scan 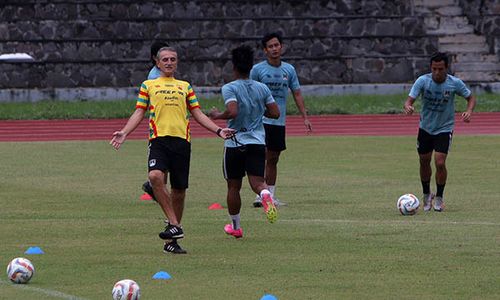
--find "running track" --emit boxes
[0,113,499,142]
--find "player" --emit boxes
[209,45,280,238]
[141,40,170,201]
[403,52,476,212]
[111,47,234,253]
[250,32,312,208]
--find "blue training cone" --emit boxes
[25,246,44,255]
[152,271,171,280]
[260,294,278,300]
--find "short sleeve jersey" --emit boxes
[250,60,300,126]
[409,74,471,134]
[147,66,161,80]
[136,77,200,142]
[221,79,275,147]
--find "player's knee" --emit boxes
[148,171,164,186]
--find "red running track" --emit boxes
[0,113,499,142]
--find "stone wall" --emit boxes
[459,0,500,59]
[0,0,436,90]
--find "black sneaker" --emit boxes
[159,224,184,239]
[163,240,187,254]
[142,181,157,201]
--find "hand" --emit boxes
[304,119,313,133]
[208,107,220,119]
[110,131,127,150]
[218,128,236,139]
[462,111,472,123]
[403,104,415,115]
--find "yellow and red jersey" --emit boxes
[135,77,200,142]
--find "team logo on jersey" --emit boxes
[282,73,288,81]
[149,159,156,167]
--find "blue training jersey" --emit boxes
[250,60,300,126]
[148,66,161,80]
[221,79,275,147]
[409,73,471,135]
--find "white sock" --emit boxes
[268,185,276,196]
[230,213,241,230]
[260,189,271,199]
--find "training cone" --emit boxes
[208,202,223,210]
[140,193,153,201]
[152,271,171,280]
[25,246,44,255]
[260,294,278,300]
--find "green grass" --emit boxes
[1,136,499,299]
[0,93,499,120]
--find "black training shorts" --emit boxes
[223,144,266,179]
[264,123,286,152]
[148,136,191,189]
[417,128,453,154]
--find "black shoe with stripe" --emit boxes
[163,240,187,254]
[159,224,184,239]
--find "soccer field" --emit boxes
[1,136,499,299]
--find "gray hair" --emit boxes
[156,47,177,60]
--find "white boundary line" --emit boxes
[0,279,88,300]
[279,218,500,227]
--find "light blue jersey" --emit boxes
[221,79,275,147]
[250,60,300,126]
[409,74,471,135]
[148,66,161,80]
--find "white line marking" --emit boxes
[0,279,88,300]
[280,218,500,227]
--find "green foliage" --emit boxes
[1,136,499,299]
[0,93,498,120]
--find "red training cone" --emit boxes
[140,193,153,201]
[208,203,224,210]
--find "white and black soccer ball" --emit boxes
[112,279,141,300]
[397,194,420,216]
[6,257,35,284]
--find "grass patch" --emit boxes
[0,93,498,120]
[0,136,499,299]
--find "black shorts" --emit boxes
[264,124,286,152]
[417,128,453,154]
[148,136,191,189]
[223,144,266,179]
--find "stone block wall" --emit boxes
[459,0,500,59]
[0,0,436,90]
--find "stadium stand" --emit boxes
[0,0,498,93]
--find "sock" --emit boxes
[260,189,271,199]
[268,185,276,196]
[230,213,241,230]
[421,180,430,195]
[436,184,445,198]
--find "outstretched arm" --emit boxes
[191,107,234,139]
[110,108,146,150]
[292,89,312,132]
[462,94,476,123]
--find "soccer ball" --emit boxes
[112,279,141,300]
[397,194,420,216]
[6,257,35,284]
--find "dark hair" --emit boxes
[261,32,283,48]
[430,52,449,67]
[150,41,169,66]
[231,45,254,75]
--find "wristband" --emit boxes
[216,128,222,136]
